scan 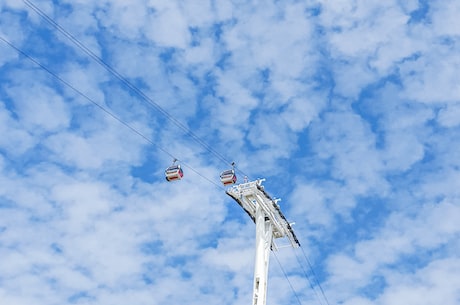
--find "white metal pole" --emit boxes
[252,201,273,305]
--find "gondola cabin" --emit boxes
[220,169,237,185]
[165,164,184,181]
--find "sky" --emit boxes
[0,0,459,304]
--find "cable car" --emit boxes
[220,169,237,186]
[165,161,184,181]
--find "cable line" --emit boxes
[272,251,303,305]
[273,244,332,305]
[291,247,325,305]
[298,246,332,305]
[0,35,225,191]
[23,0,248,178]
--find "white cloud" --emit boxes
[145,1,190,48]
[7,83,71,132]
[58,62,109,105]
[213,0,234,20]
[180,1,214,27]
[437,103,460,127]
[399,48,460,104]
[397,0,420,14]
[324,199,460,303]
[327,5,409,57]
[311,109,388,197]
[430,1,460,36]
[379,258,460,305]
[359,82,435,172]
[382,131,425,171]
[95,0,151,39]
[289,182,333,228]
[282,95,323,132]
[0,102,36,156]
[1,0,26,10]
[184,37,215,65]
[0,11,26,67]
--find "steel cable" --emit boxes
[23,0,250,180]
[0,35,226,191]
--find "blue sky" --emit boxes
[1,0,459,304]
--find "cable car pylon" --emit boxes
[225,178,300,305]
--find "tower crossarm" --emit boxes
[226,179,300,248]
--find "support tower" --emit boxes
[226,179,300,305]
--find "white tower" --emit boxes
[226,179,300,305]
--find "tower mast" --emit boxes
[226,179,300,305]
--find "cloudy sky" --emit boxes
[1,0,459,304]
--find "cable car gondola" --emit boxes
[165,160,184,181]
[220,163,237,186]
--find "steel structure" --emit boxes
[226,179,300,305]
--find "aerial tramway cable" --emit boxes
[23,0,248,180]
[269,239,332,305]
[298,246,332,305]
[0,35,225,191]
[272,251,304,305]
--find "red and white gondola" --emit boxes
[165,163,184,181]
[220,168,237,186]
